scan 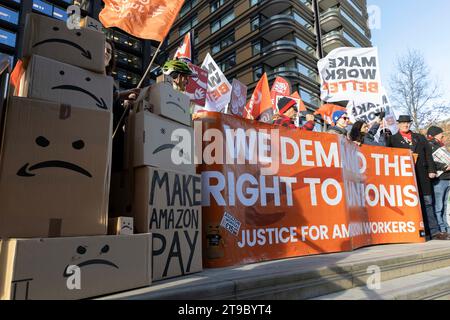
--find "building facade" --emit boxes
[164,0,372,111]
[0,0,156,88]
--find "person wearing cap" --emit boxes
[427,126,450,237]
[387,116,443,240]
[272,97,299,129]
[327,110,350,136]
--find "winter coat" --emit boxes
[387,132,436,195]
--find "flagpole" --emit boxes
[113,40,164,139]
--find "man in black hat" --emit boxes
[427,126,450,237]
[387,116,444,240]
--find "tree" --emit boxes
[390,49,447,130]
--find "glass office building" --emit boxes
[0,0,157,88]
[163,0,372,111]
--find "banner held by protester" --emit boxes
[318,47,382,103]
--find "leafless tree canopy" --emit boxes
[390,49,448,130]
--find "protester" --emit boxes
[387,116,444,240]
[107,39,140,171]
[272,97,298,129]
[162,59,193,92]
[427,126,450,236]
[349,117,382,146]
[327,111,350,136]
[299,112,316,131]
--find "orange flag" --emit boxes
[174,32,192,62]
[291,91,306,112]
[10,59,24,95]
[243,73,272,121]
[99,0,185,41]
[314,103,346,125]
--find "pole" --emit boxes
[312,0,327,131]
[112,40,164,139]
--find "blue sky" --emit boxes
[368,0,450,106]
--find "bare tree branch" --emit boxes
[389,49,445,130]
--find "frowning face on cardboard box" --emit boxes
[0,97,112,238]
[0,234,152,300]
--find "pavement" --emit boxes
[99,240,450,300]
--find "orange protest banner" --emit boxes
[195,112,425,269]
[99,0,185,41]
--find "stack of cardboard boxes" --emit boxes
[130,82,203,281]
[0,14,151,300]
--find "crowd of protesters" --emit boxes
[326,109,450,241]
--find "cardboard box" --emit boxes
[81,16,103,33]
[133,111,195,173]
[0,234,151,300]
[147,83,191,126]
[0,97,112,238]
[134,167,202,281]
[22,13,105,73]
[19,55,113,111]
[108,217,134,235]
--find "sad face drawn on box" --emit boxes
[62,244,119,278]
[166,92,186,113]
[121,220,133,232]
[16,135,92,178]
[32,25,93,60]
[50,69,108,110]
[152,128,191,163]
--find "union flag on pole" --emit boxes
[243,73,272,122]
[270,76,290,110]
[99,0,185,41]
[174,32,192,62]
[314,103,346,125]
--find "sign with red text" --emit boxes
[201,53,232,112]
[195,112,424,268]
[318,47,382,103]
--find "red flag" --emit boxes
[270,76,290,110]
[174,32,192,62]
[99,0,185,41]
[243,73,271,121]
[314,104,346,125]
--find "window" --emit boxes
[115,50,142,70]
[0,5,19,25]
[341,9,366,36]
[114,68,140,87]
[252,40,262,56]
[53,6,67,21]
[217,53,236,72]
[211,31,234,55]
[211,0,225,13]
[296,60,317,80]
[250,16,260,31]
[0,28,16,47]
[343,31,362,47]
[106,29,143,52]
[211,10,234,33]
[180,15,198,36]
[33,0,53,16]
[250,0,260,6]
[253,65,263,81]
[180,0,197,17]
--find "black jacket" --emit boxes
[427,138,450,180]
[387,132,436,195]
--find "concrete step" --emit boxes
[99,241,450,300]
[313,266,450,300]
